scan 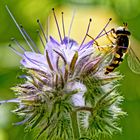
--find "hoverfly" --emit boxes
[87,19,140,75]
[104,23,140,75]
[104,24,131,74]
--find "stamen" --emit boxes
[64,64,69,82]
[95,18,112,40]
[53,49,67,65]
[70,51,78,73]
[46,50,54,71]
[37,19,48,43]
[68,9,76,45]
[46,16,50,42]
[55,74,58,88]
[60,73,64,88]
[98,29,112,38]
[5,5,35,52]
[13,115,32,125]
[8,44,23,57]
[52,8,62,43]
[56,56,60,71]
[79,18,92,49]
[20,25,41,53]
[0,98,20,105]
[11,37,26,51]
[87,29,112,43]
[36,30,45,49]
[61,12,65,39]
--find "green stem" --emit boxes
[70,111,80,140]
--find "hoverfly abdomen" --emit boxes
[105,26,131,74]
[105,52,124,74]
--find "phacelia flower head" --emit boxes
[0,6,126,140]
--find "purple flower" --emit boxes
[0,6,126,140]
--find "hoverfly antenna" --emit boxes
[123,22,128,28]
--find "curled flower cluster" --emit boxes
[0,6,126,140]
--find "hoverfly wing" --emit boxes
[127,47,140,74]
[103,45,116,63]
[96,45,115,70]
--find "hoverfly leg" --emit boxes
[103,29,115,45]
[86,33,102,50]
[86,34,99,46]
[86,34,109,51]
[89,34,100,50]
[110,28,117,39]
[86,33,105,51]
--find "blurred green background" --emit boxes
[0,0,140,140]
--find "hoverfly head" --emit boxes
[115,23,131,36]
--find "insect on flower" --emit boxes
[0,6,126,140]
[88,21,140,75]
[104,23,140,74]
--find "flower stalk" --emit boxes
[70,111,80,140]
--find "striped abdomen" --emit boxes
[105,35,129,74]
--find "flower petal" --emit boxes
[21,52,49,72]
[62,37,78,47]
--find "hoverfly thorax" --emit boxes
[115,26,131,36]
